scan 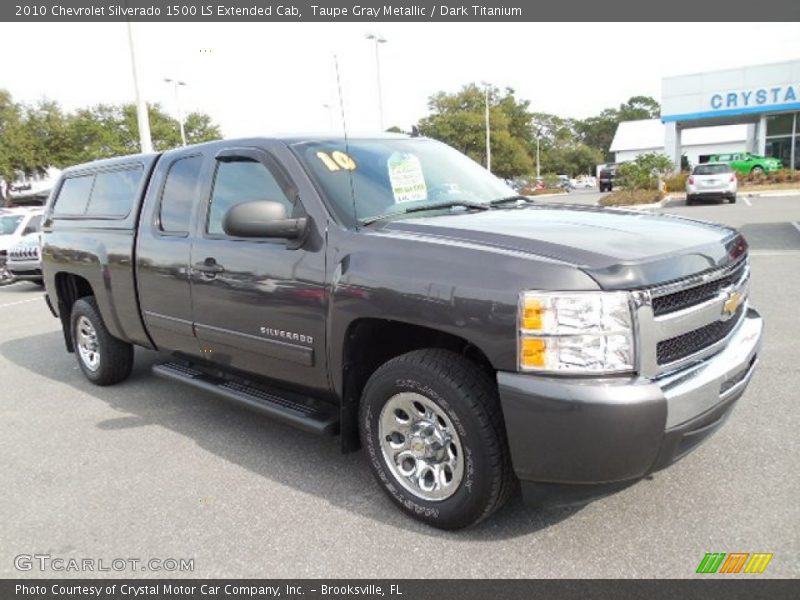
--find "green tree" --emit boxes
[66,102,222,164]
[418,83,533,178]
[616,152,674,191]
[576,96,661,161]
[0,90,36,185]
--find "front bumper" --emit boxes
[7,258,42,280]
[497,307,762,500]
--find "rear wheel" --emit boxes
[71,297,134,386]
[359,349,514,529]
[729,194,737,204]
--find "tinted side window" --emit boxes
[159,156,203,233]
[86,167,143,217]
[207,159,292,236]
[54,175,94,215]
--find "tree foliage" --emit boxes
[418,83,533,179]
[417,86,661,179]
[0,89,222,183]
[616,152,674,191]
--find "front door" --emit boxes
[189,146,328,394]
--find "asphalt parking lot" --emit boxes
[1,195,799,579]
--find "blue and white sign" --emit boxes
[661,60,800,123]
[710,84,799,110]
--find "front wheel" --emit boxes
[751,166,764,175]
[71,297,134,386]
[359,349,515,529]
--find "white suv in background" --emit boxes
[686,163,737,205]
[0,208,44,283]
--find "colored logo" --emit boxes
[696,552,773,574]
[721,289,742,320]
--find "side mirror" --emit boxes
[222,200,307,240]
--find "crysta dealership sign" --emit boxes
[661,59,800,122]
[710,85,799,110]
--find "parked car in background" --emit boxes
[686,163,737,205]
[7,232,43,284]
[709,152,782,175]
[572,176,596,189]
[556,175,575,191]
[598,165,616,192]
[0,208,44,283]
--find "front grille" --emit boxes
[657,306,744,365]
[9,246,38,260]
[652,261,746,316]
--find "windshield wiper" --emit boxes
[360,200,490,226]
[489,194,534,206]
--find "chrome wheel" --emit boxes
[76,316,100,371]
[378,392,464,502]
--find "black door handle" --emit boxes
[194,258,224,276]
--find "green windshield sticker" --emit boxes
[387,153,427,203]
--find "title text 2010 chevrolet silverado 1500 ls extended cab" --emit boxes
[41,135,762,529]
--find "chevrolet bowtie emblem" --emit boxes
[722,290,742,320]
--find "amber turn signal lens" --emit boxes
[520,337,546,368]
[522,298,544,330]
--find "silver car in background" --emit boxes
[7,232,43,285]
[686,162,737,205]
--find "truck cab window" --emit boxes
[159,155,203,233]
[87,167,143,217]
[207,159,292,236]
[53,175,94,215]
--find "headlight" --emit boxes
[518,291,635,374]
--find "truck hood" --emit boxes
[379,204,745,289]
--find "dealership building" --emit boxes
[610,59,800,169]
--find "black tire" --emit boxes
[359,349,515,529]
[71,297,134,386]
[686,196,694,206]
[751,166,764,175]
[729,194,737,204]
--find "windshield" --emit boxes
[293,138,514,226]
[694,164,732,175]
[0,215,23,235]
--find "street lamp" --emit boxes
[164,78,188,147]
[481,82,491,173]
[126,22,152,153]
[365,33,387,131]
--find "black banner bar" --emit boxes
[3,580,799,600]
[2,0,800,22]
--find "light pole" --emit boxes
[164,78,188,146]
[365,33,387,131]
[125,21,152,153]
[481,82,491,173]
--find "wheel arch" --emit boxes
[53,272,95,353]
[337,317,496,453]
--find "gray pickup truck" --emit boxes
[41,135,762,529]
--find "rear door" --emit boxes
[188,143,328,393]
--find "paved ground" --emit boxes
[1,196,799,579]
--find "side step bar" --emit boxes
[153,362,339,436]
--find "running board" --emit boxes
[153,362,339,436]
